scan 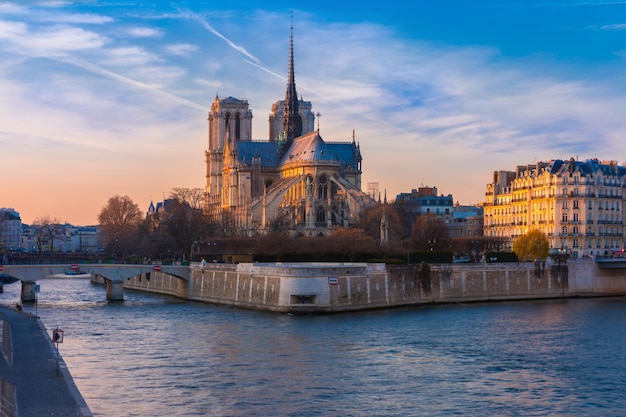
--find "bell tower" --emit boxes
[205,96,252,206]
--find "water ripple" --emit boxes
[2,280,625,416]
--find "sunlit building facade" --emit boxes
[484,158,626,258]
[204,29,373,236]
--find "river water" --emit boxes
[2,278,625,416]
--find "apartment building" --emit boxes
[484,158,626,258]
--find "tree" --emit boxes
[98,195,143,257]
[163,189,214,259]
[253,231,295,262]
[328,228,376,261]
[513,229,549,261]
[32,216,64,252]
[408,213,450,251]
[356,203,405,242]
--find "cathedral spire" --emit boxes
[282,16,301,148]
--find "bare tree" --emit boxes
[328,228,376,262]
[98,195,143,257]
[170,188,205,210]
[253,231,295,262]
[356,203,405,242]
[160,189,215,259]
[409,213,450,252]
[32,216,64,252]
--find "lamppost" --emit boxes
[191,241,198,261]
[471,239,479,262]
[114,236,118,263]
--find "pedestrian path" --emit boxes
[0,305,92,417]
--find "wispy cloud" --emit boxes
[0,19,107,55]
[127,27,161,37]
[599,23,626,30]
[4,2,626,223]
[166,43,198,56]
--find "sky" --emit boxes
[2,1,626,225]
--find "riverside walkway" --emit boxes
[0,305,92,417]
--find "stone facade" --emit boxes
[484,158,626,257]
[123,259,626,314]
[204,29,373,236]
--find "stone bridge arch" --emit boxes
[0,264,190,302]
[87,265,190,301]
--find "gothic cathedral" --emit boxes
[205,27,374,236]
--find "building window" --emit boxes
[562,213,568,222]
[316,205,325,223]
[317,174,328,200]
[562,226,567,235]
[235,113,241,140]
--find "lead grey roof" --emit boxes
[233,131,360,171]
[279,131,359,170]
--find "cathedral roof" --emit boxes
[232,131,360,172]
[279,131,359,170]
[235,141,279,167]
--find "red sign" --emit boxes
[0,265,3,272]
[70,264,79,271]
[53,329,64,343]
[153,265,162,271]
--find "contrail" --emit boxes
[59,56,209,112]
[179,8,261,65]
[242,58,325,99]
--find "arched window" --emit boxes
[235,113,241,140]
[224,112,231,140]
[317,174,328,199]
[316,205,325,223]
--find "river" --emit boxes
[2,278,625,416]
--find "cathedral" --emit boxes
[205,27,374,236]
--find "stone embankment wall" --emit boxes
[122,259,626,313]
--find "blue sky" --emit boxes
[2,1,626,225]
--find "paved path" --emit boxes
[0,305,92,417]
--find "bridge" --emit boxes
[0,264,191,302]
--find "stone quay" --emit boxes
[121,258,626,314]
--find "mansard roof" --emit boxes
[547,158,626,177]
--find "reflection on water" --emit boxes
[2,279,625,416]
